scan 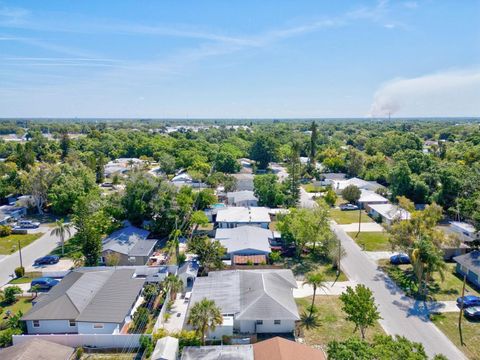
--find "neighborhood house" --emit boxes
[226,190,258,207]
[450,221,480,243]
[215,207,271,229]
[454,251,480,289]
[368,203,411,226]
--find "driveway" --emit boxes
[0,228,76,287]
[333,224,466,359]
[162,293,189,333]
[299,188,317,209]
[26,259,74,273]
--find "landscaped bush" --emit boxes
[0,225,12,237]
[14,266,25,278]
[2,286,22,304]
[75,347,84,360]
[139,335,154,358]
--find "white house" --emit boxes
[368,203,411,226]
[22,268,145,335]
[450,221,480,243]
[226,190,258,207]
[188,270,299,338]
[215,226,274,260]
[358,189,389,209]
[0,205,27,225]
[216,207,271,229]
[330,177,384,194]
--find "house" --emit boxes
[0,338,75,360]
[227,190,258,207]
[216,207,271,229]
[188,269,299,338]
[368,203,411,226]
[181,345,254,360]
[177,260,199,289]
[152,336,179,360]
[101,225,157,266]
[449,221,480,242]
[22,268,145,334]
[215,226,274,261]
[0,205,27,225]
[454,251,480,289]
[330,177,384,194]
[358,189,389,209]
[253,337,326,360]
[233,173,255,191]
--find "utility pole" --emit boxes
[356,207,362,238]
[17,238,23,269]
[458,274,467,346]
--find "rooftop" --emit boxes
[215,226,273,254]
[368,203,411,221]
[216,206,271,224]
[102,225,155,257]
[358,189,388,203]
[181,345,254,360]
[253,337,326,360]
[227,190,258,203]
[0,338,74,360]
[454,251,480,272]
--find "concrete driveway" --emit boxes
[26,259,74,273]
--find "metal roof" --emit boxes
[216,207,271,224]
[454,251,480,273]
[368,203,411,221]
[181,345,254,360]
[215,226,272,254]
[102,226,155,257]
[227,190,258,203]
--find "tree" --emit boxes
[105,252,120,266]
[214,151,240,173]
[309,121,318,168]
[195,189,217,210]
[20,163,58,214]
[162,274,184,298]
[324,188,337,207]
[253,174,285,207]
[249,133,278,170]
[342,185,361,204]
[50,219,73,256]
[388,160,412,199]
[157,153,177,175]
[339,284,381,339]
[187,298,223,345]
[1,286,22,304]
[132,307,149,332]
[189,210,209,239]
[346,148,365,177]
[303,271,327,317]
[285,141,301,206]
[411,239,446,297]
[187,236,225,275]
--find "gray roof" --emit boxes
[215,226,272,254]
[181,345,254,360]
[190,270,299,321]
[227,190,258,203]
[454,251,480,273]
[152,336,179,360]
[102,226,156,257]
[216,207,271,224]
[0,338,74,360]
[23,268,145,323]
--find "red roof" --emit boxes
[253,337,326,360]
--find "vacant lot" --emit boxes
[330,209,373,224]
[381,262,480,301]
[431,312,480,360]
[296,296,384,348]
[348,231,391,251]
[0,233,43,254]
[284,256,347,281]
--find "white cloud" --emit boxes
[369,68,480,117]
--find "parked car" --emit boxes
[16,220,41,229]
[31,277,59,290]
[390,254,411,265]
[456,295,480,308]
[34,255,60,266]
[464,306,480,320]
[340,204,359,211]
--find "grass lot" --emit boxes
[431,313,480,360]
[296,296,384,347]
[51,233,82,258]
[0,233,43,254]
[81,354,136,360]
[330,209,373,224]
[303,184,325,193]
[9,276,33,284]
[348,232,391,251]
[284,256,347,281]
[0,297,33,315]
[380,262,480,301]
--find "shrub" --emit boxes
[0,225,12,237]
[14,266,25,278]
[153,328,169,343]
[132,307,149,332]
[139,335,154,358]
[269,251,282,263]
[0,328,22,347]
[3,286,22,304]
[75,347,84,360]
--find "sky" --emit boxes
[0,0,479,118]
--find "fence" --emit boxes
[13,333,151,349]
[152,289,171,332]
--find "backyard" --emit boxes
[348,231,391,251]
[380,261,480,301]
[0,296,33,315]
[330,209,373,225]
[431,313,480,360]
[0,233,43,254]
[296,296,384,347]
[284,255,347,281]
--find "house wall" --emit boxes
[218,222,269,229]
[456,264,480,288]
[77,322,120,334]
[26,320,78,334]
[236,319,295,334]
[229,249,270,257]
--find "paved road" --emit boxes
[333,224,466,359]
[0,227,75,286]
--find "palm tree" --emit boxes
[50,219,73,256]
[187,298,223,345]
[162,274,183,298]
[303,271,328,317]
[411,239,446,297]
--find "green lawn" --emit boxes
[9,277,33,284]
[296,296,384,347]
[0,233,43,254]
[431,313,480,360]
[0,297,33,315]
[284,256,348,281]
[348,232,391,251]
[303,184,325,193]
[330,209,373,224]
[380,262,480,301]
[50,233,82,258]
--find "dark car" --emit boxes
[31,277,59,290]
[464,306,480,320]
[340,204,359,211]
[457,295,480,308]
[34,255,60,266]
[390,254,410,265]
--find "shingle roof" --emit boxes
[227,190,258,203]
[215,226,272,254]
[454,251,480,273]
[0,338,75,360]
[253,337,326,360]
[181,345,254,360]
[102,226,155,257]
[190,270,299,321]
[23,268,145,323]
[216,207,271,224]
[368,203,410,221]
[358,189,388,203]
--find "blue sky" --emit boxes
[0,0,479,118]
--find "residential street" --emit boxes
[0,227,75,286]
[333,224,466,360]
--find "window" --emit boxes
[69,320,76,327]
[274,320,281,325]
[33,320,40,327]
[256,320,263,325]
[93,323,104,329]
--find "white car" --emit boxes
[16,220,41,229]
